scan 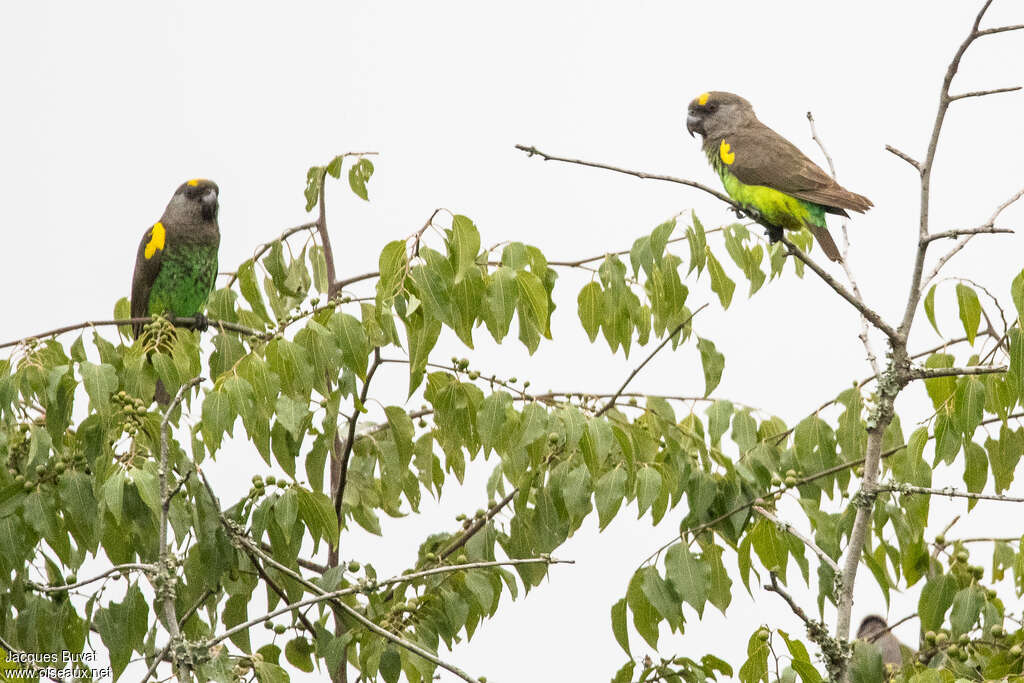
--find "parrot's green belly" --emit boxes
[715,164,827,231]
[148,244,218,318]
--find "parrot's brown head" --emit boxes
[165,178,220,223]
[686,91,756,140]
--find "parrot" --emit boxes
[685,91,872,262]
[130,178,220,402]
[857,615,905,671]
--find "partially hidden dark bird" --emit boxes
[130,179,220,401]
[685,91,872,263]
[856,615,904,670]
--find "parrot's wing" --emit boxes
[130,222,166,338]
[726,124,873,213]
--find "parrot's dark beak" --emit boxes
[686,113,701,138]
[201,188,219,220]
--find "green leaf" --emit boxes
[778,630,823,683]
[627,570,661,648]
[1011,268,1024,321]
[578,282,603,342]
[955,282,981,345]
[923,353,955,410]
[330,313,370,381]
[285,637,315,673]
[595,468,627,530]
[918,573,957,632]
[924,284,939,335]
[449,215,481,284]
[687,212,707,274]
[238,258,271,322]
[201,388,236,453]
[275,394,310,441]
[949,585,984,636]
[640,566,682,628]
[635,467,662,517]
[611,597,630,656]
[80,361,117,413]
[696,337,725,397]
[751,518,788,581]
[348,157,374,200]
[666,543,709,616]
[705,247,735,309]
[483,266,518,342]
[516,270,551,338]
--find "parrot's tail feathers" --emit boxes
[812,226,842,263]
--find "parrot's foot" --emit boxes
[191,313,210,332]
[764,226,784,244]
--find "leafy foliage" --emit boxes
[1,148,1023,683]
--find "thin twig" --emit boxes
[753,506,840,575]
[764,573,815,630]
[595,304,709,417]
[882,482,1024,504]
[335,348,383,525]
[778,235,900,341]
[515,144,737,207]
[225,221,318,287]
[948,85,1021,101]
[921,186,1024,292]
[884,145,922,171]
[27,563,153,593]
[439,490,518,560]
[865,613,917,643]
[333,600,483,683]
[0,316,264,350]
[924,226,1015,242]
[908,364,1006,380]
[808,111,881,377]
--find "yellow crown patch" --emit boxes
[186,178,204,186]
[698,92,710,106]
[145,222,166,260]
[719,139,735,165]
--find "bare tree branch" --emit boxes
[808,111,882,377]
[515,144,737,206]
[908,364,1006,380]
[778,234,900,341]
[27,563,153,594]
[882,481,1024,504]
[884,145,922,171]
[0,316,264,350]
[924,226,1015,242]
[921,185,1024,291]
[948,85,1022,101]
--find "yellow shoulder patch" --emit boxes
[697,92,710,106]
[186,178,204,186]
[144,222,166,260]
[719,139,735,165]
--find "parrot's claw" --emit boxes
[765,226,784,244]
[192,314,210,332]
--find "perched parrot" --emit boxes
[130,179,220,401]
[856,615,905,671]
[685,91,871,262]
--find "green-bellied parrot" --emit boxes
[686,91,871,262]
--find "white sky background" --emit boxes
[3,1,1024,680]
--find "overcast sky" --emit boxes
[3,2,1023,680]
